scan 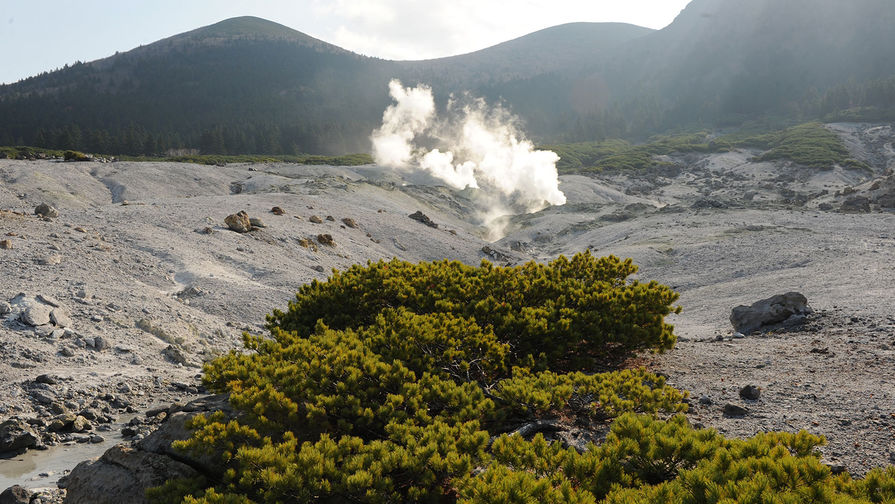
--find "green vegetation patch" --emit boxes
[120,152,374,166]
[547,123,863,174]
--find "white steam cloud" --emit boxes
[371,79,566,239]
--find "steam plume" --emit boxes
[371,79,566,239]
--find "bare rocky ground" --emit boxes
[1,122,894,500]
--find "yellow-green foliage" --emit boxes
[267,252,680,370]
[463,414,895,504]
[150,253,688,503]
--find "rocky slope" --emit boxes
[0,122,894,501]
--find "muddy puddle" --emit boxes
[0,428,125,490]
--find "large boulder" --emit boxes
[730,292,812,335]
[0,419,39,454]
[0,485,32,504]
[63,444,198,504]
[62,395,234,504]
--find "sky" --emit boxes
[0,0,692,85]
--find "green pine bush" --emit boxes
[149,253,895,503]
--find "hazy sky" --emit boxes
[1,0,692,85]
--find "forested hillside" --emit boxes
[2,0,895,156]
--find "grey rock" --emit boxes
[93,336,109,351]
[722,403,749,417]
[0,419,39,454]
[841,196,871,213]
[50,309,72,328]
[59,346,75,357]
[34,203,58,218]
[248,217,266,228]
[739,385,761,400]
[36,294,62,307]
[0,484,32,504]
[730,292,812,335]
[20,303,52,326]
[64,444,199,504]
[35,374,58,385]
[36,254,62,266]
[0,302,10,315]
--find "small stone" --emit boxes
[249,217,266,228]
[312,265,325,273]
[0,302,10,315]
[0,239,11,249]
[34,203,59,218]
[91,314,104,322]
[409,210,438,228]
[325,215,335,221]
[317,234,335,247]
[739,385,761,400]
[309,215,323,224]
[698,396,713,405]
[37,254,62,266]
[35,374,58,385]
[74,226,87,233]
[732,332,745,339]
[723,403,749,417]
[59,346,75,357]
[341,217,358,228]
[36,294,61,307]
[270,206,285,215]
[71,416,91,433]
[93,336,109,351]
[224,211,252,233]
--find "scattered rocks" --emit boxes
[34,203,58,218]
[739,385,761,400]
[722,403,750,417]
[224,211,252,233]
[317,234,335,247]
[841,196,871,213]
[297,238,318,251]
[409,210,438,228]
[730,292,812,335]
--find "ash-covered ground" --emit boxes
[1,123,894,497]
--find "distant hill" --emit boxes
[2,1,895,156]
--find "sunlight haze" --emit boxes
[1,0,690,84]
